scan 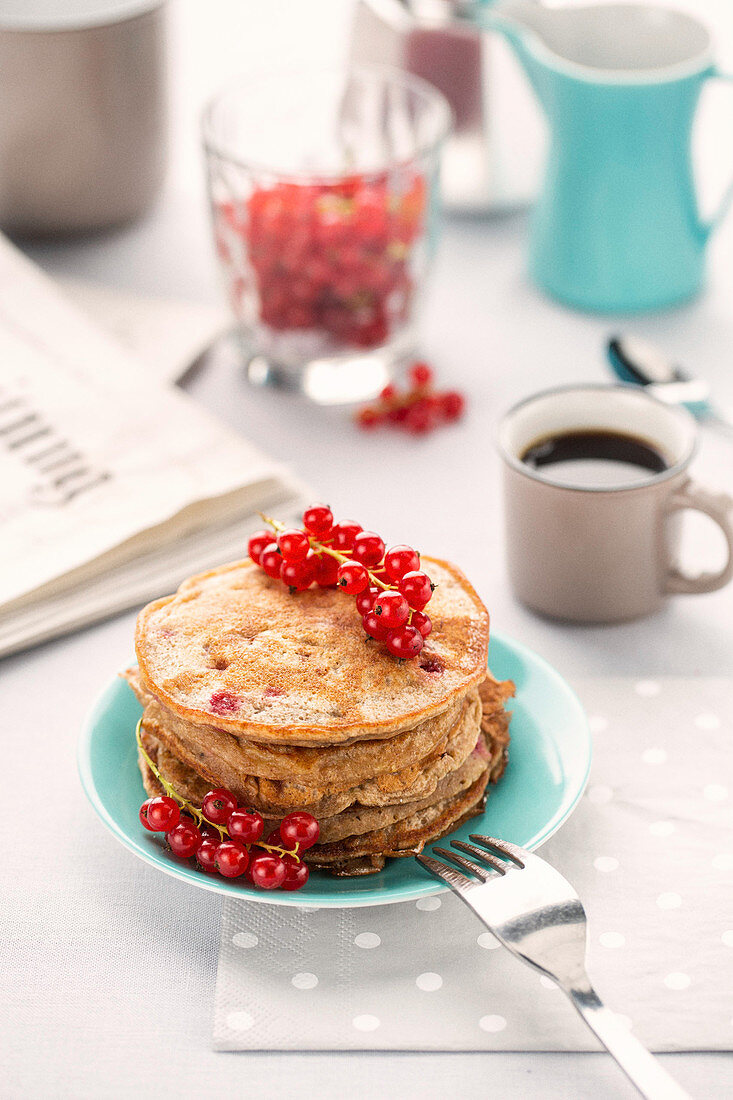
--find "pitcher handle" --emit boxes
[701,68,733,238]
[664,480,733,594]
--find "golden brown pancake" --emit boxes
[127,666,472,792]
[131,551,512,877]
[134,556,489,745]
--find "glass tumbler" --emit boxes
[202,66,451,404]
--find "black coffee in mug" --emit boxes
[520,429,669,488]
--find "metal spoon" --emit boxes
[607,335,733,434]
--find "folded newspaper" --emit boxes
[0,236,308,658]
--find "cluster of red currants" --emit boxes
[215,172,426,349]
[356,361,466,435]
[139,783,319,891]
[248,504,435,660]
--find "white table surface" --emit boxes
[4,1,732,1097]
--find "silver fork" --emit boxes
[418,835,691,1100]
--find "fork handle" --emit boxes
[567,983,691,1100]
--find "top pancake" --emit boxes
[134,555,489,745]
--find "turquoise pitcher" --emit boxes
[485,1,733,313]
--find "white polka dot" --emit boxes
[354,933,381,949]
[650,820,675,838]
[664,972,690,991]
[589,715,609,733]
[657,892,682,910]
[353,1014,380,1032]
[594,856,619,873]
[599,932,625,948]
[713,853,733,871]
[227,1010,254,1031]
[704,784,728,802]
[416,972,443,992]
[297,905,321,913]
[479,1014,507,1033]
[416,896,442,911]
[587,784,613,805]
[291,972,318,990]
[694,712,721,731]
[477,932,501,950]
[642,748,667,765]
[614,1014,633,1031]
[635,680,660,697]
[722,931,733,948]
[232,932,258,949]
[540,976,557,990]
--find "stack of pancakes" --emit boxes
[128,556,513,876]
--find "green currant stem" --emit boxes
[259,512,393,592]
[135,719,300,862]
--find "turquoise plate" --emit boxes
[78,633,590,908]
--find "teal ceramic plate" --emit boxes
[78,633,590,908]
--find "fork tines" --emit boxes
[417,834,527,885]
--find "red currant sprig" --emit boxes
[356,360,466,436]
[136,721,318,891]
[248,506,436,661]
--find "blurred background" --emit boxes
[5,0,733,673]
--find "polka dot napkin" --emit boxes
[213,678,733,1051]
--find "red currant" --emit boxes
[247,529,273,564]
[280,854,310,891]
[373,591,410,629]
[386,624,424,659]
[383,544,420,581]
[398,570,434,610]
[227,809,264,845]
[352,531,385,568]
[215,840,250,878]
[279,811,320,851]
[357,407,381,430]
[441,390,465,421]
[302,503,333,537]
[387,405,408,424]
[280,553,316,591]
[404,398,437,435]
[139,799,158,832]
[337,560,370,595]
[410,610,433,638]
[331,521,362,551]
[363,610,389,641]
[264,827,290,849]
[277,528,310,562]
[202,788,238,826]
[139,796,180,833]
[355,586,379,616]
[409,361,433,388]
[260,542,283,579]
[196,837,219,873]
[166,818,201,858]
[249,853,287,890]
[380,384,397,402]
[314,553,339,587]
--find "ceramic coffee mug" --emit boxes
[498,384,733,623]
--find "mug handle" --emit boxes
[701,68,733,238]
[664,480,733,594]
